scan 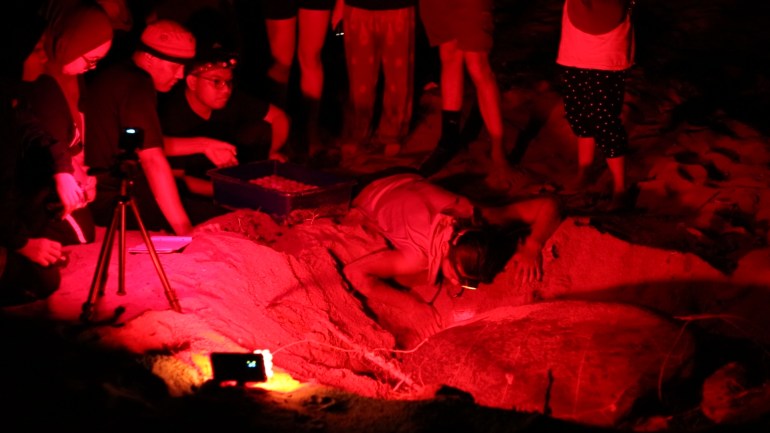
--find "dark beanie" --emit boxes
[49,6,113,66]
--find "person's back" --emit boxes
[354,173,474,283]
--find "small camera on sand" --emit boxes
[210,352,268,384]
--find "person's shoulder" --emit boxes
[88,60,147,88]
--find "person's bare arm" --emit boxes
[343,249,426,306]
[480,196,563,283]
[138,147,193,235]
[262,104,290,161]
[163,136,238,167]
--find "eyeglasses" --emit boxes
[195,75,234,89]
[81,55,100,70]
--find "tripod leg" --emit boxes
[118,195,127,296]
[129,199,182,313]
[81,202,120,322]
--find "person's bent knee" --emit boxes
[297,48,323,74]
[439,42,463,66]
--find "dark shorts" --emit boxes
[559,66,629,158]
[419,0,494,52]
[262,0,335,20]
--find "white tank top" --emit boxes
[556,1,634,71]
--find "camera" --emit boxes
[118,127,143,160]
[209,352,268,384]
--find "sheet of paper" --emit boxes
[128,236,192,254]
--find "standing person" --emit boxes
[343,170,562,348]
[418,0,518,188]
[159,45,290,197]
[84,19,198,235]
[23,4,114,245]
[261,0,338,160]
[556,0,635,211]
[333,0,416,160]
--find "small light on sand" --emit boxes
[247,371,304,393]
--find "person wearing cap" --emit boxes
[22,4,114,245]
[342,169,562,348]
[84,19,200,235]
[158,46,290,197]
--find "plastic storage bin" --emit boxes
[208,161,357,223]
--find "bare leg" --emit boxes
[297,9,330,156]
[606,155,626,197]
[297,9,329,100]
[464,51,524,189]
[576,136,595,185]
[265,17,297,107]
[417,40,465,176]
[439,41,464,111]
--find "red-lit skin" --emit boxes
[133,52,187,93]
[61,40,112,76]
[186,68,234,115]
[437,41,516,189]
[265,7,332,101]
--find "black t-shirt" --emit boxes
[158,83,270,150]
[83,60,165,170]
[21,75,77,175]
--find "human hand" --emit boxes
[203,139,238,168]
[54,172,85,216]
[18,237,63,267]
[509,239,543,285]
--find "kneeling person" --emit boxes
[159,46,290,197]
[344,170,563,348]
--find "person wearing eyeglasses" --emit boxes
[83,19,200,236]
[342,169,562,348]
[21,4,114,245]
[158,44,290,197]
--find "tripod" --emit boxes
[80,160,181,323]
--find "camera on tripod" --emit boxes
[118,127,143,159]
[111,127,144,177]
[80,125,181,323]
